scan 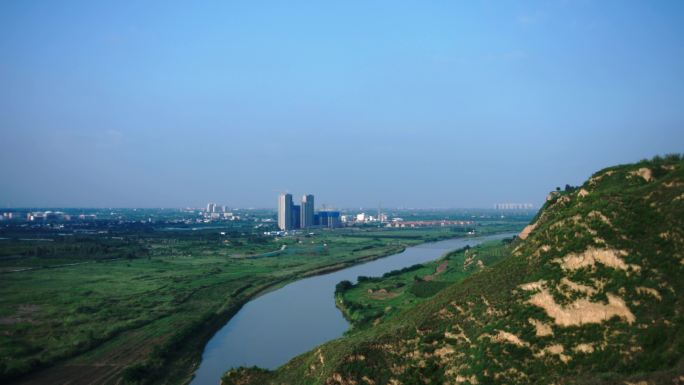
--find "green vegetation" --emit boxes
[224,155,684,385]
[0,214,528,384]
[336,240,514,328]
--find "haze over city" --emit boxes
[2,1,683,208]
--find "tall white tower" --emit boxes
[278,193,293,230]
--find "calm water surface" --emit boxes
[189,233,515,385]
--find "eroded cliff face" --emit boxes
[224,157,684,385]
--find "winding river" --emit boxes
[189,232,515,385]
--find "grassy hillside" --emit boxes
[224,155,684,385]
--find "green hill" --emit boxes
[223,155,684,385]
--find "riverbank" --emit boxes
[181,233,511,384]
[334,238,515,329]
[195,233,520,385]
[168,243,410,385]
[174,243,407,382]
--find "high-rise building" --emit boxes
[278,193,293,230]
[301,194,314,228]
[291,204,301,229]
[206,202,216,213]
[318,210,341,228]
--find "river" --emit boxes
[189,232,515,385]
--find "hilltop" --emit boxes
[224,155,684,385]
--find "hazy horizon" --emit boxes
[0,155,677,210]
[2,1,683,208]
[0,205,538,211]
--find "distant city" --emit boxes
[271,193,509,234]
[493,203,534,210]
[0,200,535,236]
[277,193,344,230]
[203,202,240,221]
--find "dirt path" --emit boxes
[423,260,449,281]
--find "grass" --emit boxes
[335,239,515,329]
[0,229,404,383]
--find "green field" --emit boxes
[0,216,529,384]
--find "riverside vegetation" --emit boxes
[335,239,515,330]
[0,210,528,384]
[224,155,684,385]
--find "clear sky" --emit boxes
[1,1,683,209]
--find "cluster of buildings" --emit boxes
[277,193,341,230]
[340,212,388,224]
[27,211,71,221]
[494,203,534,210]
[385,219,474,228]
[30,212,97,221]
[0,211,97,222]
[204,203,239,220]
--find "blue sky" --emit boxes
[1,1,683,208]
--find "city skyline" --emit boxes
[277,193,341,230]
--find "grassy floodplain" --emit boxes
[336,239,515,329]
[0,212,530,384]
